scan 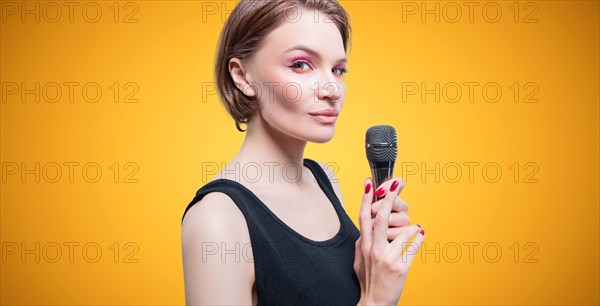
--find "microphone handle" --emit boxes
[369,160,396,243]
[369,160,396,194]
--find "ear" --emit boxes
[229,58,256,97]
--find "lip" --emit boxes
[309,109,339,116]
[309,109,339,124]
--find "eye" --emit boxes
[332,67,348,76]
[290,61,312,71]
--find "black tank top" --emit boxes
[181,158,361,305]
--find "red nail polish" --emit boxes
[417,224,421,228]
[390,180,399,192]
[419,229,425,235]
[375,187,385,197]
[364,183,371,194]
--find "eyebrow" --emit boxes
[285,44,347,64]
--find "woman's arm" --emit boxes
[181,192,254,305]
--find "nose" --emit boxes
[316,70,343,103]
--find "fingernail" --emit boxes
[375,187,385,197]
[419,229,425,235]
[390,180,399,192]
[364,183,371,194]
[416,224,421,228]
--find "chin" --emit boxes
[304,126,336,143]
[267,115,337,143]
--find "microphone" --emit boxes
[365,125,398,197]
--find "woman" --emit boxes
[181,0,425,304]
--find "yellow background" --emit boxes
[1,0,598,305]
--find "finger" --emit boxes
[371,197,408,216]
[385,227,403,241]
[372,178,394,198]
[396,178,406,194]
[388,212,411,227]
[373,179,402,249]
[370,212,410,229]
[401,227,425,267]
[373,178,406,199]
[358,178,374,250]
[388,224,421,256]
[381,223,420,240]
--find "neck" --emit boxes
[232,115,307,184]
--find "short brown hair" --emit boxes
[214,0,352,132]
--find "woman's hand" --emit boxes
[353,177,425,305]
[370,179,412,241]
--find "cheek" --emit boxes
[254,68,347,115]
[257,71,313,109]
[336,82,347,98]
[279,82,307,105]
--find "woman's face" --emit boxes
[240,8,347,143]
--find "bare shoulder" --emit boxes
[181,191,254,304]
[314,160,345,209]
[182,191,249,241]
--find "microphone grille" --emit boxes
[365,125,398,162]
